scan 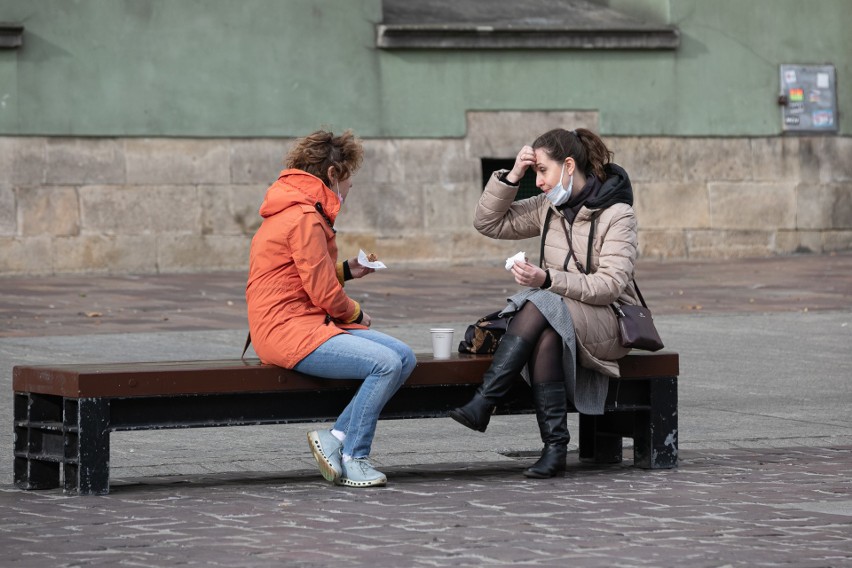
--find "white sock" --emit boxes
[342,454,353,462]
[331,429,346,442]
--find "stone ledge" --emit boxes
[377,0,679,50]
[0,22,23,49]
[376,25,679,50]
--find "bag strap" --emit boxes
[612,280,649,318]
[560,217,584,273]
[558,213,597,275]
[241,332,252,361]
[633,279,649,308]
[539,207,554,269]
[586,216,596,273]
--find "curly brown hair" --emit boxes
[285,129,364,186]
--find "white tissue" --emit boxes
[505,251,527,271]
[358,249,387,270]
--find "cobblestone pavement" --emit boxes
[1,251,850,337]
[2,447,851,567]
[1,252,850,567]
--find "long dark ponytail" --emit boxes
[532,128,613,181]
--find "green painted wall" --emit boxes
[0,0,849,137]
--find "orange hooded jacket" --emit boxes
[246,169,364,368]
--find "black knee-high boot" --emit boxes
[523,381,570,478]
[449,335,534,432]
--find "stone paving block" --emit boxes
[200,183,267,236]
[610,137,685,182]
[798,182,852,230]
[680,138,753,183]
[751,136,801,182]
[79,184,201,234]
[450,231,539,266]
[803,136,852,183]
[2,282,852,567]
[336,181,423,234]
[125,138,230,185]
[466,111,598,160]
[0,184,15,236]
[637,229,688,259]
[776,228,823,253]
[823,229,852,251]
[347,233,455,266]
[156,234,251,272]
[0,236,52,275]
[396,138,478,184]
[0,446,816,567]
[686,229,774,258]
[0,138,13,184]
[5,136,46,186]
[52,234,158,274]
[229,138,290,184]
[16,185,79,236]
[358,139,406,185]
[634,182,709,229]
[422,182,481,231]
[709,182,797,230]
[45,137,125,185]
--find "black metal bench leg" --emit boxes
[633,376,678,469]
[578,413,623,465]
[65,398,111,495]
[14,393,62,490]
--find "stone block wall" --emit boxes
[615,136,852,259]
[1,112,850,276]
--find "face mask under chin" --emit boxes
[545,162,573,207]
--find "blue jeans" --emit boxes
[294,329,416,458]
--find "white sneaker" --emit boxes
[307,430,342,483]
[340,458,387,488]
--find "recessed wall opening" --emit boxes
[480,158,538,201]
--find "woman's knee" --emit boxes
[370,336,416,379]
[507,302,550,339]
[399,345,416,376]
[370,349,404,380]
[538,328,562,349]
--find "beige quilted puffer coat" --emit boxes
[474,165,641,377]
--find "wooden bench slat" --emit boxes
[13,352,679,399]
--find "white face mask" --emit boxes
[334,180,344,205]
[545,162,573,207]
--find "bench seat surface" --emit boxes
[13,352,679,398]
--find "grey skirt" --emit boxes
[501,288,608,415]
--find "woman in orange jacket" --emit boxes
[246,130,415,488]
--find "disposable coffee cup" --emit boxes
[430,328,454,359]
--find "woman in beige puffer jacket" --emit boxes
[450,128,641,479]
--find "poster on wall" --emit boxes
[779,64,838,132]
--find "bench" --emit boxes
[13,351,679,495]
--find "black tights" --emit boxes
[505,302,563,385]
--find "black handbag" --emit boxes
[612,281,664,351]
[458,310,510,354]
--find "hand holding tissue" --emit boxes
[505,251,527,271]
[358,249,387,270]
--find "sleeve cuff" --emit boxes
[336,261,346,286]
[344,300,362,324]
[498,170,520,187]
